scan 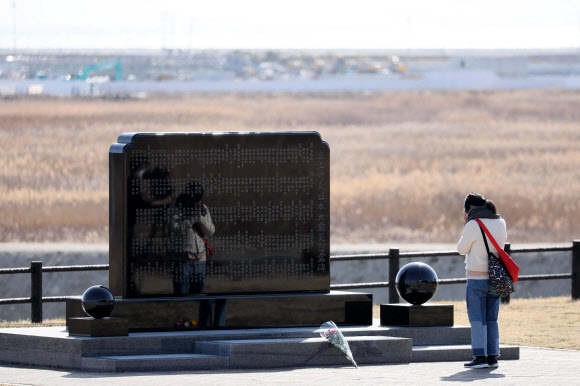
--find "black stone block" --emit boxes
[345,301,373,325]
[380,304,454,327]
[109,132,330,298]
[67,291,372,331]
[68,317,129,337]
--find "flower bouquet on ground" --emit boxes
[175,317,197,328]
[319,320,358,368]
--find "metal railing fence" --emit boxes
[0,241,578,323]
[329,242,579,305]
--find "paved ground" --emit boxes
[0,347,578,385]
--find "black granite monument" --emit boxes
[67,132,372,332]
[109,132,330,297]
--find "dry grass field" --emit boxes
[1,90,579,244]
[448,296,580,351]
[374,296,579,351]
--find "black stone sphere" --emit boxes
[81,285,115,319]
[395,262,438,305]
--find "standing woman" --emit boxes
[457,193,507,369]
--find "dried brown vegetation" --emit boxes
[1,90,579,244]
[439,296,579,350]
[371,296,579,350]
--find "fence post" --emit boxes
[388,248,400,304]
[572,240,580,300]
[501,243,511,304]
[30,261,43,323]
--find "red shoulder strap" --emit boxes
[474,218,504,253]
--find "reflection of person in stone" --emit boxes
[170,182,226,327]
[457,193,507,369]
[132,164,173,240]
[170,182,215,295]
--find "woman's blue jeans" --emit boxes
[466,279,501,357]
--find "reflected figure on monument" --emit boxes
[129,164,175,296]
[170,182,214,295]
[169,182,226,327]
[132,164,173,240]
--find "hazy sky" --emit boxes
[1,0,579,50]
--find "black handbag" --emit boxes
[479,225,515,297]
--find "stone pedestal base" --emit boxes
[380,304,453,327]
[66,291,373,332]
[68,317,129,337]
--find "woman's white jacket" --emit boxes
[457,218,507,272]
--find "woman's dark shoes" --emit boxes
[487,355,499,368]
[464,356,489,368]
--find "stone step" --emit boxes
[412,344,520,362]
[80,339,520,372]
[73,325,470,356]
[82,353,228,372]
[377,325,471,346]
[0,325,500,371]
[196,336,412,368]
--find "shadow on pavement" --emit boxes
[440,368,505,382]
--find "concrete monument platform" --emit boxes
[0,320,519,372]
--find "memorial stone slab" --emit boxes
[109,132,330,298]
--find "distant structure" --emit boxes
[0,49,579,96]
